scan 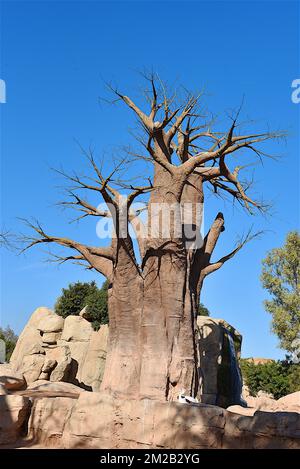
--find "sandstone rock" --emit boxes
[62,341,90,387]
[38,315,64,333]
[63,393,226,449]
[2,390,297,449]
[46,345,71,382]
[39,372,49,380]
[21,353,45,384]
[8,309,107,392]
[59,316,94,389]
[251,410,300,441]
[277,392,300,411]
[61,315,93,342]
[227,405,256,416]
[257,390,274,399]
[79,305,91,321]
[10,307,55,370]
[242,384,250,400]
[0,364,25,390]
[42,359,57,373]
[253,394,277,411]
[25,343,45,355]
[60,393,300,449]
[41,332,62,345]
[78,325,108,391]
[197,316,243,408]
[0,395,31,445]
[28,396,76,446]
[244,357,274,365]
[38,359,57,380]
[237,390,300,413]
[27,380,87,394]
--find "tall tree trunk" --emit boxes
[101,167,203,401]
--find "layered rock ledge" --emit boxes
[0,390,299,449]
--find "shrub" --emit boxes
[240,358,300,399]
[0,326,18,361]
[55,280,108,330]
[198,303,210,316]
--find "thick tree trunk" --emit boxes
[100,240,143,399]
[101,254,198,401]
[101,167,203,401]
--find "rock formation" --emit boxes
[228,388,300,415]
[197,317,243,407]
[1,307,298,449]
[0,390,299,449]
[0,364,25,391]
[9,307,108,391]
[0,395,31,445]
[8,308,242,404]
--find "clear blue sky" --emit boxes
[0,1,299,359]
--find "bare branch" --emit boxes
[202,229,263,277]
[19,218,114,278]
[107,83,154,131]
[166,93,203,145]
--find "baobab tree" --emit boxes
[22,76,282,401]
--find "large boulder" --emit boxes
[0,395,31,445]
[61,315,93,342]
[79,325,108,391]
[197,317,243,408]
[59,316,107,390]
[246,390,277,411]
[38,315,64,346]
[27,396,77,446]
[20,353,45,384]
[45,345,72,382]
[227,405,256,416]
[27,380,87,394]
[0,364,25,390]
[239,391,300,413]
[38,315,64,334]
[8,308,108,391]
[276,392,300,412]
[10,307,56,370]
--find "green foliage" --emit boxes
[240,358,300,399]
[261,231,300,353]
[84,280,109,330]
[287,362,300,393]
[198,303,210,316]
[0,325,18,361]
[55,280,109,330]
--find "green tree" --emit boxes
[55,280,108,330]
[0,326,18,361]
[198,303,210,316]
[240,358,300,399]
[84,280,109,330]
[240,359,286,399]
[287,362,300,393]
[261,231,300,353]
